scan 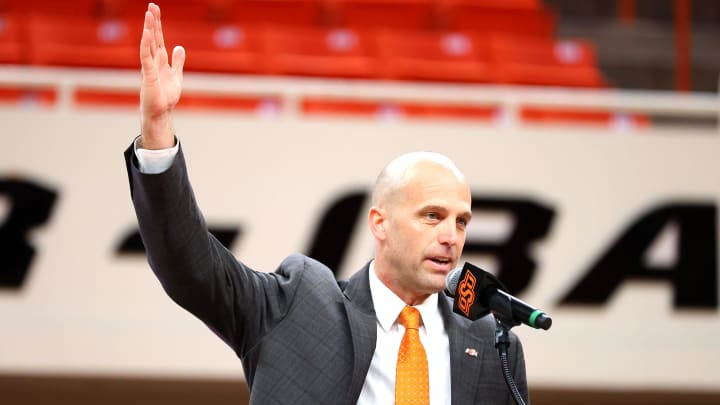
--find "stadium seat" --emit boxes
[264,26,380,78]
[490,36,606,88]
[227,0,323,26]
[439,0,545,11]
[440,1,556,36]
[163,22,268,74]
[491,35,599,67]
[27,16,140,69]
[328,0,436,30]
[99,0,218,22]
[0,13,23,64]
[74,87,282,116]
[302,98,496,121]
[100,0,321,25]
[0,0,99,17]
[521,108,650,129]
[376,29,494,83]
[0,87,56,107]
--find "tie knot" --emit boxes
[399,306,421,330]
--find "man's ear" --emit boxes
[368,207,387,240]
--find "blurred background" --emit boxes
[0,0,718,404]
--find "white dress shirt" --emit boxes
[133,142,453,403]
[357,261,452,405]
[134,137,178,174]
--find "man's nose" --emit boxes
[437,219,459,246]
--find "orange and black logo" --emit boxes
[457,270,477,317]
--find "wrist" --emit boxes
[140,114,175,149]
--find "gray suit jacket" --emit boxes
[125,144,529,404]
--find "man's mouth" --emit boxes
[428,257,452,266]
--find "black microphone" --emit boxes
[445,262,552,330]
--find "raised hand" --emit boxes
[139,3,185,150]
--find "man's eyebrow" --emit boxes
[420,205,448,213]
[419,205,472,219]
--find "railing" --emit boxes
[0,65,717,132]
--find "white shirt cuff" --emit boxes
[133,137,179,174]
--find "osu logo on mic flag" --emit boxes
[457,270,477,317]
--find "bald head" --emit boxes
[368,151,471,304]
[372,152,466,209]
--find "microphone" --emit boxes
[445,262,552,330]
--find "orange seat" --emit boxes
[0,86,56,106]
[265,26,379,78]
[27,16,140,69]
[329,0,435,30]
[440,0,545,11]
[73,88,138,107]
[377,29,494,83]
[99,0,217,22]
[489,35,606,88]
[0,13,24,64]
[0,0,99,17]
[227,0,323,26]
[163,22,267,74]
[521,108,650,129]
[302,98,496,121]
[491,36,599,67]
[74,87,282,115]
[178,94,282,115]
[441,1,556,36]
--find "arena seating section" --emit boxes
[0,0,646,127]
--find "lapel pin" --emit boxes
[465,348,478,358]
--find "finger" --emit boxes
[140,12,156,68]
[148,3,165,52]
[172,45,186,78]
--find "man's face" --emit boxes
[380,162,472,302]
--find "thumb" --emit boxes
[171,45,186,77]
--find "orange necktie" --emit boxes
[395,306,430,405]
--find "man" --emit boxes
[125,3,528,404]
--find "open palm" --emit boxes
[139,3,185,149]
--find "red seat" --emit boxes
[0,13,24,64]
[74,87,282,116]
[163,22,267,74]
[490,36,606,88]
[440,0,556,36]
[228,0,323,26]
[440,0,545,11]
[491,36,599,67]
[302,98,496,121]
[0,86,56,106]
[27,16,140,69]
[265,26,379,78]
[0,0,99,17]
[521,108,650,129]
[377,29,494,83]
[329,0,435,30]
[99,0,217,22]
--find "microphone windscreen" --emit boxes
[445,267,463,295]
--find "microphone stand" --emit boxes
[493,298,527,405]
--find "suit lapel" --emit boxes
[439,295,488,405]
[342,264,377,404]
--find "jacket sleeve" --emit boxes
[123,143,300,358]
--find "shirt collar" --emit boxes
[368,261,441,333]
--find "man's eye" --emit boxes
[425,212,438,220]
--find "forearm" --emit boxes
[126,143,246,345]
